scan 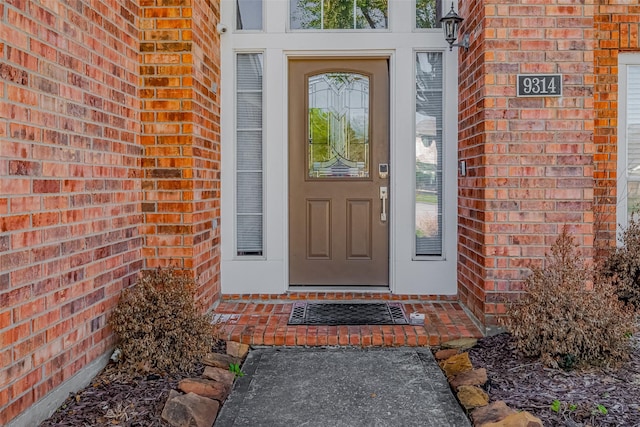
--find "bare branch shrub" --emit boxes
[600,214,640,310]
[504,228,635,369]
[110,268,217,374]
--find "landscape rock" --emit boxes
[161,390,219,427]
[178,378,229,402]
[441,337,478,350]
[440,352,473,378]
[203,352,240,369]
[203,366,235,387]
[471,401,517,426]
[226,341,250,359]
[481,411,543,427]
[434,348,458,361]
[456,385,489,410]
[449,368,488,390]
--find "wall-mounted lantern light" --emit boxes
[440,3,469,51]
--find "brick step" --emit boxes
[214,301,483,347]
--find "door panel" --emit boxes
[307,199,331,259]
[289,58,389,286]
[347,200,372,259]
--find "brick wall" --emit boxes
[457,0,488,330]
[593,0,640,254]
[190,0,222,306]
[1,0,222,422]
[139,0,221,306]
[0,0,142,423]
[457,0,596,326]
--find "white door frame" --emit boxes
[220,0,459,295]
[618,53,640,230]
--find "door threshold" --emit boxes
[287,285,391,294]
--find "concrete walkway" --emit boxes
[215,347,470,427]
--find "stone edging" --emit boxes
[435,338,544,427]
[160,341,250,427]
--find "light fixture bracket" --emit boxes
[450,33,470,52]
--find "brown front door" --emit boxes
[289,58,389,286]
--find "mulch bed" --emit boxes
[40,364,210,427]
[468,333,640,427]
[39,340,226,427]
[38,364,193,427]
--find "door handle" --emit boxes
[379,186,388,222]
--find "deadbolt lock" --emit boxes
[378,163,389,179]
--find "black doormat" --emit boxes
[288,302,409,326]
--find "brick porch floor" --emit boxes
[213,293,484,347]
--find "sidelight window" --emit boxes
[619,56,640,225]
[415,52,443,256]
[236,53,264,256]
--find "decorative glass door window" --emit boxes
[415,52,443,256]
[290,0,388,29]
[308,73,370,178]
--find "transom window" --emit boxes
[235,0,443,31]
[237,0,263,30]
[416,0,442,29]
[291,0,388,29]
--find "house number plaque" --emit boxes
[517,74,562,97]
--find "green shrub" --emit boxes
[504,228,635,369]
[600,214,640,310]
[110,268,216,374]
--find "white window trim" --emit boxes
[617,54,640,231]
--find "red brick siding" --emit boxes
[593,1,640,254]
[139,0,221,304]
[140,0,196,272]
[0,0,142,423]
[457,0,595,326]
[457,0,488,331]
[190,0,222,307]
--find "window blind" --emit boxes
[236,53,264,255]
